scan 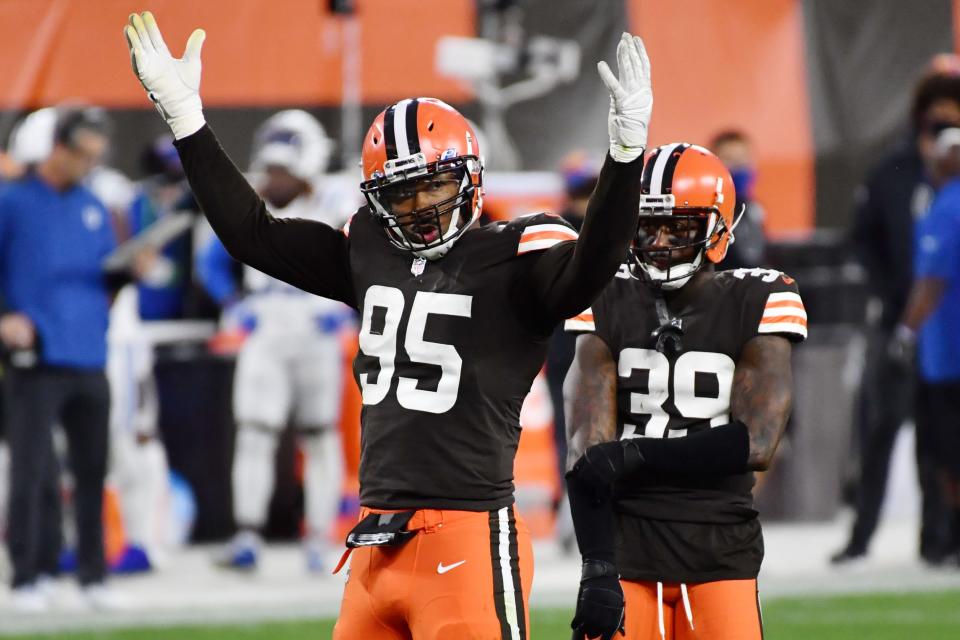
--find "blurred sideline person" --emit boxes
[7,107,170,577]
[86,135,174,575]
[199,110,354,572]
[710,130,766,269]
[896,127,960,563]
[125,12,650,638]
[127,135,194,320]
[832,57,960,565]
[0,106,152,611]
[564,144,804,640]
[8,107,139,223]
[105,285,170,573]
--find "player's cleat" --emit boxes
[829,544,867,566]
[111,544,153,574]
[213,531,261,571]
[214,545,258,571]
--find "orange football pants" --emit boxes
[333,506,533,640]
[622,578,763,640]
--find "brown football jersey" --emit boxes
[567,266,806,582]
[348,211,579,510]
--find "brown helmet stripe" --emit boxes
[659,143,691,194]
[383,98,421,161]
[383,102,398,160]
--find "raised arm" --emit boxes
[123,12,355,307]
[529,155,643,323]
[175,127,355,306]
[527,34,651,323]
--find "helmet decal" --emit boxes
[383,98,421,160]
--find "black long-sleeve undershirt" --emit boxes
[524,153,643,327]
[174,125,642,317]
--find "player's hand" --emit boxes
[131,246,160,281]
[0,313,35,350]
[571,562,626,640]
[597,32,652,163]
[887,323,916,368]
[569,440,645,492]
[123,12,206,140]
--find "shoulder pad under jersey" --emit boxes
[502,212,578,256]
[724,267,807,342]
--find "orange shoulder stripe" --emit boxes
[760,315,808,326]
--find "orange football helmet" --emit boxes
[630,143,741,289]
[360,98,483,260]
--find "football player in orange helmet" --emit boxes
[125,13,653,639]
[564,143,805,639]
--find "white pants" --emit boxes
[232,332,343,430]
[231,331,344,538]
[106,333,169,553]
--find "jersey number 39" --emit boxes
[358,285,472,414]
[619,348,735,438]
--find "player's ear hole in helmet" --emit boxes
[630,143,744,289]
[360,98,484,261]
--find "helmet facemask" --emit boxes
[629,193,734,290]
[361,154,482,260]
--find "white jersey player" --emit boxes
[200,110,357,572]
[106,285,170,573]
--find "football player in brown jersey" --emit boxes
[564,144,806,640]
[124,12,653,639]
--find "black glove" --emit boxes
[569,440,645,492]
[570,560,626,640]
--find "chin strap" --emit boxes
[641,251,702,290]
[729,201,746,237]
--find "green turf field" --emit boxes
[6,590,960,639]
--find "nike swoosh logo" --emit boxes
[437,560,466,574]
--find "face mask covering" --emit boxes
[730,167,756,201]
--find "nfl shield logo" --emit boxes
[411,257,427,276]
[81,206,103,231]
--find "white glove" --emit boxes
[598,33,653,163]
[888,323,917,366]
[124,12,206,140]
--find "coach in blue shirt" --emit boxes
[900,127,960,563]
[0,106,144,610]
